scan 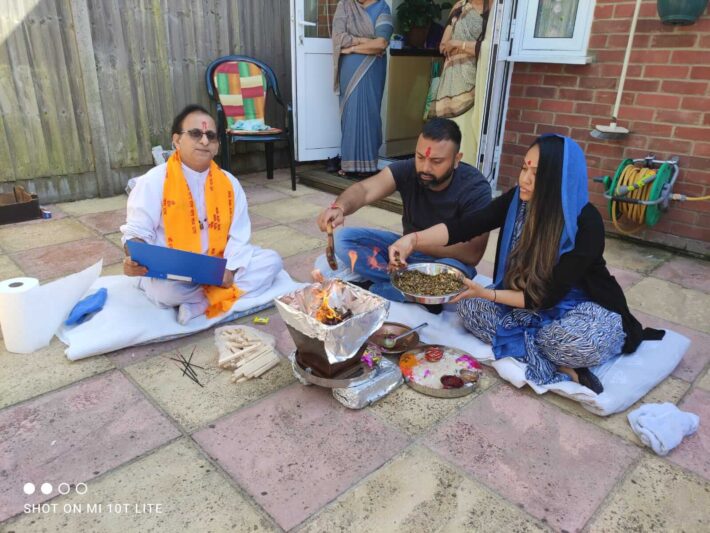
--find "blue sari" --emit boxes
[338,1,393,173]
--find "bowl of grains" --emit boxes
[391,263,466,304]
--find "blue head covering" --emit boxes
[494,135,589,288]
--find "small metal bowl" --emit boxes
[370,322,421,355]
[391,263,466,305]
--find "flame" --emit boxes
[348,250,357,271]
[315,289,342,324]
[367,247,387,271]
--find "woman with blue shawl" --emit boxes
[332,0,393,176]
[387,135,664,393]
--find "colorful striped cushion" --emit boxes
[214,62,267,129]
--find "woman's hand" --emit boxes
[388,233,417,269]
[441,39,460,57]
[341,46,356,54]
[450,278,492,303]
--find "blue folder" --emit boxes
[126,240,226,286]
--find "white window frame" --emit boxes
[509,0,595,64]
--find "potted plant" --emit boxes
[396,0,452,48]
[657,0,708,25]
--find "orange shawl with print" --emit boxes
[162,151,244,318]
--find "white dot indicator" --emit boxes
[40,483,53,495]
[23,483,35,495]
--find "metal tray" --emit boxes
[398,345,481,399]
[391,263,466,304]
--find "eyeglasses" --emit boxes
[180,129,219,142]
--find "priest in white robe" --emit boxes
[120,104,282,325]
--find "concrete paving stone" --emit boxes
[425,386,640,533]
[476,259,494,279]
[105,232,124,250]
[100,263,125,277]
[608,265,644,289]
[0,254,23,279]
[250,198,323,224]
[668,387,710,481]
[300,445,548,533]
[249,211,279,231]
[242,183,290,206]
[251,225,323,258]
[0,338,114,410]
[543,376,690,446]
[234,308,296,358]
[286,217,329,240]
[697,367,710,391]
[2,438,276,532]
[124,336,296,432]
[0,219,94,253]
[11,238,124,282]
[264,180,319,197]
[482,229,499,264]
[355,205,402,228]
[283,248,323,283]
[240,168,292,184]
[626,278,710,334]
[603,237,674,274]
[107,328,215,368]
[56,195,128,216]
[193,384,411,530]
[0,371,180,522]
[369,370,499,437]
[650,255,710,294]
[78,209,126,235]
[299,190,338,207]
[632,310,710,383]
[588,456,710,533]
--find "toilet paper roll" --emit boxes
[0,261,102,353]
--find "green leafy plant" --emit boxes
[396,0,453,33]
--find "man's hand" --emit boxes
[221,269,235,289]
[388,233,417,269]
[123,257,148,277]
[317,205,345,232]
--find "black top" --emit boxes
[445,187,663,353]
[390,159,492,236]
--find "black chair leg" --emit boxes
[265,143,274,180]
[288,136,297,191]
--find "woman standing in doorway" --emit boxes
[429,0,489,164]
[332,0,394,177]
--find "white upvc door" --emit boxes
[290,0,341,161]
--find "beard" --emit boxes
[417,163,456,189]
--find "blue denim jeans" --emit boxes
[334,227,477,302]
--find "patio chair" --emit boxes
[206,55,297,190]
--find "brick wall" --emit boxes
[500,0,710,256]
[317,0,339,38]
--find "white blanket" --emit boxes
[58,270,305,361]
[386,276,690,416]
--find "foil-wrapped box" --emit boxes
[275,279,389,365]
[332,357,403,409]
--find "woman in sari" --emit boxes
[429,0,489,165]
[332,0,393,177]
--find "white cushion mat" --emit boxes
[58,270,305,361]
[386,275,690,416]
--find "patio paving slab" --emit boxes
[57,196,128,216]
[107,327,215,368]
[100,263,125,277]
[124,337,296,432]
[482,229,499,264]
[603,237,674,274]
[0,219,94,253]
[668,387,710,481]
[249,211,279,231]
[0,371,179,522]
[355,205,403,228]
[283,248,323,283]
[241,183,291,206]
[369,371,499,438]
[650,255,710,293]
[105,232,124,249]
[588,456,710,532]
[543,376,690,446]
[697,368,710,391]
[626,277,710,334]
[0,254,23,278]
[10,238,124,282]
[234,308,296,357]
[193,384,411,531]
[631,309,709,383]
[3,439,276,533]
[425,385,640,533]
[608,265,644,289]
[264,180,320,197]
[300,445,548,533]
[78,209,126,235]
[0,339,114,410]
[250,198,323,224]
[251,225,322,258]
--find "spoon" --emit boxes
[382,322,428,349]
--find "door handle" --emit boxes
[297,19,316,27]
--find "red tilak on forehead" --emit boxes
[425,146,432,158]
[201,120,208,131]
[527,160,532,165]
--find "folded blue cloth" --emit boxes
[233,119,271,131]
[65,288,108,326]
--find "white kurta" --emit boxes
[120,162,282,313]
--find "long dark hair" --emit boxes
[504,135,565,308]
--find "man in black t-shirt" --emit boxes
[316,118,491,302]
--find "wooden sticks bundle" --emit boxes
[215,325,280,383]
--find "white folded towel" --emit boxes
[628,402,700,456]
